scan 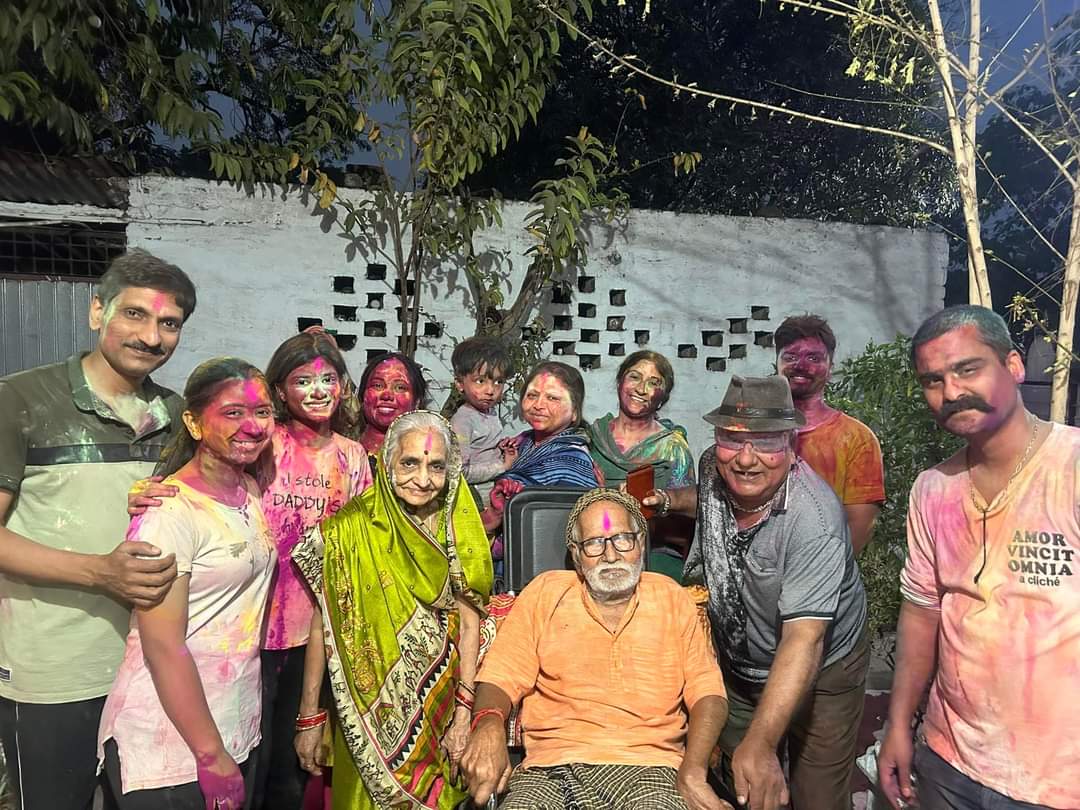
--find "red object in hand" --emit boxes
[626,466,655,519]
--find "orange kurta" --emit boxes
[477,571,725,769]
[797,411,885,505]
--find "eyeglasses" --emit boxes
[572,531,641,557]
[624,370,665,391]
[714,431,791,455]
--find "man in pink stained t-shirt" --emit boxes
[877,305,1080,810]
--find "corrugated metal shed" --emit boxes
[0,150,129,209]
[0,277,98,376]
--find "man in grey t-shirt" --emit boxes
[680,375,869,810]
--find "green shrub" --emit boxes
[827,337,963,636]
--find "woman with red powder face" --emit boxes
[354,351,428,456]
[98,358,278,810]
[479,362,601,551]
[127,332,373,810]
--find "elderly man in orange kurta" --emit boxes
[459,489,730,810]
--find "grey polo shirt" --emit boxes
[685,452,867,684]
[0,354,181,703]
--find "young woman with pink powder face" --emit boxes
[99,358,277,810]
[355,352,428,455]
[128,332,374,809]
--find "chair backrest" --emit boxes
[502,487,586,592]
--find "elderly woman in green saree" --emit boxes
[292,410,493,809]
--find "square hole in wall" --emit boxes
[706,357,726,372]
[754,331,774,348]
[609,289,626,306]
[334,305,358,322]
[729,344,747,359]
[729,318,748,334]
[551,283,573,304]
[366,348,388,363]
[364,321,388,338]
[578,275,596,293]
[335,334,357,351]
[678,344,698,359]
[579,354,601,371]
[607,316,625,331]
[424,322,443,338]
[702,330,724,347]
[366,263,387,281]
[580,329,600,343]
[366,292,384,309]
[609,343,625,356]
[751,305,770,320]
[553,340,576,356]
[634,330,650,346]
[332,276,354,294]
[392,278,416,296]
[297,317,323,331]
[578,303,596,318]
[553,315,574,331]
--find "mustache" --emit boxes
[940,395,993,418]
[594,561,634,576]
[124,341,165,356]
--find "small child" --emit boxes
[450,337,517,488]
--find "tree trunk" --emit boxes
[1049,181,1080,423]
[927,0,993,307]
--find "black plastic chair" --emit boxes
[501,487,587,593]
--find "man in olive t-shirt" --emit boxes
[0,250,196,810]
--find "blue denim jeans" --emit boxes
[914,744,1051,810]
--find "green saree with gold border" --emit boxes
[294,415,493,809]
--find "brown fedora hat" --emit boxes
[703,375,806,432]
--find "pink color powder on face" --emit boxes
[602,509,612,533]
[362,359,415,429]
[424,429,434,454]
[150,292,168,313]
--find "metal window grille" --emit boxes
[0,219,127,279]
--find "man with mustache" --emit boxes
[460,489,732,810]
[774,315,885,555]
[683,375,869,810]
[0,250,196,810]
[877,305,1080,810]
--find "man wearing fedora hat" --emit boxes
[658,375,869,810]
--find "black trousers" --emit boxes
[0,694,115,810]
[103,738,257,810]
[252,647,309,810]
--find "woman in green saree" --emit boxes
[293,410,493,809]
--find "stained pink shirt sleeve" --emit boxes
[127,499,196,574]
[349,441,374,498]
[899,478,941,609]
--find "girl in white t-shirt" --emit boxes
[99,358,277,810]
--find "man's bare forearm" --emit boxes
[886,602,940,730]
[682,695,729,776]
[746,622,825,748]
[0,524,101,588]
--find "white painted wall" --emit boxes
[121,176,946,456]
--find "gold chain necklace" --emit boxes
[967,415,1040,584]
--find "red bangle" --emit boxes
[469,707,506,733]
[295,709,328,731]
